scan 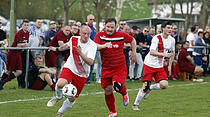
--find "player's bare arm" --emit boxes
[49,43,69,52]
[168,51,175,75]
[39,68,56,74]
[17,42,28,47]
[130,39,137,64]
[186,55,193,63]
[96,42,112,50]
[150,49,172,58]
[76,45,94,66]
[58,40,65,47]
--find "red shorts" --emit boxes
[101,66,127,88]
[59,67,87,98]
[7,51,22,71]
[179,65,195,73]
[45,50,58,67]
[142,64,167,83]
[31,77,47,90]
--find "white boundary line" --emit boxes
[0,82,208,105]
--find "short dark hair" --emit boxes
[22,19,29,25]
[175,42,181,45]
[191,25,196,32]
[105,18,117,26]
[132,26,138,30]
[183,41,189,45]
[81,23,87,26]
[198,31,203,36]
[161,21,172,28]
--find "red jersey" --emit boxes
[94,30,133,69]
[48,30,70,47]
[10,29,29,53]
[178,48,191,68]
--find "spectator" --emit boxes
[45,21,59,46]
[118,20,126,31]
[186,25,198,56]
[171,25,177,38]
[194,30,206,66]
[129,28,144,80]
[45,26,70,79]
[28,56,56,91]
[28,19,45,56]
[204,25,209,32]
[193,25,199,41]
[147,27,155,47]
[178,41,203,75]
[0,19,8,77]
[86,14,99,84]
[0,19,29,90]
[136,26,150,60]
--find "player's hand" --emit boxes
[76,45,82,55]
[49,46,56,51]
[130,53,136,64]
[164,53,172,58]
[104,42,112,48]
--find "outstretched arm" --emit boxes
[130,39,137,64]
[49,42,69,52]
[96,42,112,50]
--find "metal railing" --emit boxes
[0,47,49,88]
[0,46,209,88]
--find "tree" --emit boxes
[63,0,77,26]
[115,0,125,25]
[198,0,210,29]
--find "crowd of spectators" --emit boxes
[0,17,209,90]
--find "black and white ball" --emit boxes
[62,84,77,98]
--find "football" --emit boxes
[62,84,77,98]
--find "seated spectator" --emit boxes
[194,30,206,66]
[178,41,203,75]
[28,56,56,91]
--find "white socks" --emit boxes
[58,99,75,113]
[55,84,63,99]
[150,83,161,90]
[133,88,146,106]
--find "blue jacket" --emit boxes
[88,24,97,40]
[194,38,206,55]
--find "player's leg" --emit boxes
[101,77,117,116]
[133,80,151,110]
[194,66,204,75]
[113,67,129,106]
[133,65,153,110]
[57,70,87,115]
[40,73,55,91]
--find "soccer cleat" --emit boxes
[47,96,61,107]
[122,93,129,106]
[57,112,63,117]
[132,105,140,111]
[108,112,117,117]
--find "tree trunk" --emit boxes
[171,0,176,18]
[81,0,86,22]
[63,0,69,26]
[198,0,208,29]
[115,0,125,25]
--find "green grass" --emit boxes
[0,76,210,117]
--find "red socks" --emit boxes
[119,85,127,96]
[105,93,116,113]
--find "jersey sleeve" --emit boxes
[150,36,158,50]
[87,42,97,60]
[94,33,101,44]
[57,33,65,42]
[124,32,133,43]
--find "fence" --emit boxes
[0,46,209,88]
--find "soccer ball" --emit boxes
[62,84,77,98]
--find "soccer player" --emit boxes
[94,18,136,117]
[132,21,175,111]
[0,19,29,90]
[46,25,97,117]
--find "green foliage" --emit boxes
[0,76,210,117]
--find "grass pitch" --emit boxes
[0,76,210,117]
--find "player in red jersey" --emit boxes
[0,19,29,90]
[94,18,136,117]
